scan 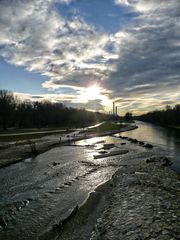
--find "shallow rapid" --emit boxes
[0,122,179,239]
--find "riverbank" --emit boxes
[0,124,137,168]
[39,178,114,240]
[90,157,180,240]
[0,125,179,239]
[39,150,180,240]
[163,124,180,130]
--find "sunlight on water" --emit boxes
[120,121,180,171]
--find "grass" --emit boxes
[0,129,72,143]
[0,122,123,142]
[0,126,69,135]
[87,122,122,133]
[165,125,180,130]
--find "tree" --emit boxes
[137,104,180,126]
[16,100,33,128]
[0,88,122,130]
[124,112,133,122]
[0,90,16,130]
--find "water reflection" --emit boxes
[120,121,180,172]
[0,143,120,239]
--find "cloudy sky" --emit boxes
[0,0,179,115]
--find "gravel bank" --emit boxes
[90,157,180,240]
[39,151,180,240]
[0,128,179,239]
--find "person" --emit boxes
[73,134,76,143]
[59,137,61,143]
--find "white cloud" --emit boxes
[14,92,105,112]
[0,0,114,93]
[0,0,180,114]
[14,91,76,103]
[105,0,180,113]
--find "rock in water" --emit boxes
[0,216,7,229]
[145,143,153,149]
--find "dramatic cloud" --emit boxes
[0,0,179,113]
[0,0,114,90]
[14,91,76,103]
[14,92,105,112]
[107,0,180,113]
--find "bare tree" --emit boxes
[0,90,16,130]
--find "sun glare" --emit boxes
[79,85,101,101]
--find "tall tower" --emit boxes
[113,102,115,115]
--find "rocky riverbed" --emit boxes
[39,136,180,240]
[0,128,179,240]
[90,156,180,240]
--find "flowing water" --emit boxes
[0,136,130,239]
[0,121,179,239]
[120,121,180,172]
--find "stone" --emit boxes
[145,144,154,149]
[0,216,7,229]
[161,157,172,166]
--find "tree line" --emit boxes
[137,105,180,126]
[0,89,119,130]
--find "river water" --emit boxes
[0,121,179,239]
[0,136,131,240]
[120,121,180,172]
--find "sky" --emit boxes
[0,0,180,115]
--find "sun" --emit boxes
[79,84,101,101]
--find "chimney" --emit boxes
[113,102,115,115]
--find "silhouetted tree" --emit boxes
[124,112,133,122]
[0,89,120,130]
[0,90,16,130]
[16,100,33,128]
[137,105,180,126]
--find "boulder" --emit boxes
[161,157,172,166]
[0,216,7,229]
[144,144,153,149]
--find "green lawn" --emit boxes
[0,129,71,143]
[87,122,122,133]
[0,122,123,142]
[165,125,180,130]
[0,126,68,135]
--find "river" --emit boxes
[120,121,180,172]
[0,121,179,239]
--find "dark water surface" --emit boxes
[0,136,127,239]
[120,121,180,172]
[0,122,179,239]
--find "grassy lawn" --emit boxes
[0,122,123,142]
[0,129,72,143]
[0,126,68,135]
[87,122,122,133]
[0,132,57,143]
[166,125,180,130]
